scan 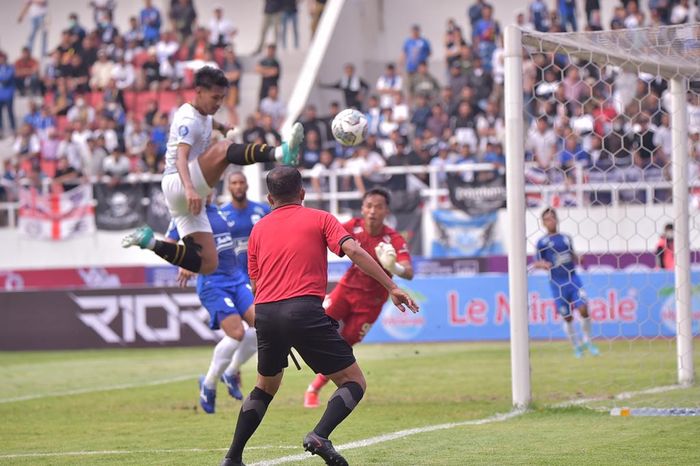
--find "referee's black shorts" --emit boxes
[254,295,356,377]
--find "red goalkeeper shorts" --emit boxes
[324,284,386,346]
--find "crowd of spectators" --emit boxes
[1,0,296,202]
[2,0,700,212]
[298,0,700,208]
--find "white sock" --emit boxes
[580,317,592,344]
[146,237,156,249]
[563,320,579,348]
[274,145,284,162]
[203,336,240,389]
[225,327,258,376]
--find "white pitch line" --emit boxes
[253,383,689,466]
[0,446,299,459]
[250,409,526,466]
[0,384,686,462]
[554,384,684,408]
[0,374,199,404]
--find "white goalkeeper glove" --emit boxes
[374,242,405,276]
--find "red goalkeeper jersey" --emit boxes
[337,218,411,302]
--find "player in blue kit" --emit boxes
[532,208,599,358]
[220,171,271,280]
[166,194,258,413]
[214,170,269,389]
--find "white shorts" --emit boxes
[161,159,212,238]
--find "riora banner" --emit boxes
[0,287,220,350]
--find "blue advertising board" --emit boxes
[364,271,700,343]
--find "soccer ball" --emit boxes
[331,108,368,146]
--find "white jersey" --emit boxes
[163,103,213,175]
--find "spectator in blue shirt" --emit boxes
[401,24,431,75]
[140,0,162,46]
[472,4,500,72]
[482,141,506,181]
[558,0,578,32]
[411,94,432,137]
[67,12,87,43]
[467,0,491,33]
[530,0,550,32]
[0,51,17,139]
[558,136,591,174]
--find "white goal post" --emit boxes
[504,24,698,408]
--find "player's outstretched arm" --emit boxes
[342,238,419,313]
[374,242,414,279]
[530,260,551,270]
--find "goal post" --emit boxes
[670,76,694,387]
[505,24,697,408]
[504,25,531,409]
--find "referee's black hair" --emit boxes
[362,188,391,207]
[194,66,229,89]
[266,166,302,203]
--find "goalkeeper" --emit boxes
[304,188,414,408]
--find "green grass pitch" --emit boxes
[1,340,698,465]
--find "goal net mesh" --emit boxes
[519,24,699,411]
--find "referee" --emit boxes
[221,166,419,466]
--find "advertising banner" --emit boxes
[2,272,698,350]
[0,267,147,291]
[364,271,700,343]
[0,287,219,350]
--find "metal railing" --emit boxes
[0,163,694,229]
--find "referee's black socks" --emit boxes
[226,387,274,462]
[313,381,365,438]
[226,142,276,165]
[152,236,202,273]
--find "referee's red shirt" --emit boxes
[248,204,352,304]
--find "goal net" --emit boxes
[504,24,699,412]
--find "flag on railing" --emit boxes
[18,185,96,240]
[94,183,145,231]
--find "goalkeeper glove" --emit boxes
[374,242,405,275]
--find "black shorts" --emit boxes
[255,296,356,377]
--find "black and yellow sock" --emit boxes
[152,237,202,273]
[226,143,276,165]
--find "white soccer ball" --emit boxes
[331,108,368,146]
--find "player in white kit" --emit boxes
[122,66,303,274]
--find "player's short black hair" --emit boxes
[362,188,391,207]
[665,223,674,231]
[194,66,229,89]
[266,166,302,203]
[228,170,246,182]
[542,207,557,219]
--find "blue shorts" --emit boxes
[551,281,587,318]
[199,282,254,330]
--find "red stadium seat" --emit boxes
[131,51,151,69]
[40,159,57,178]
[55,115,69,133]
